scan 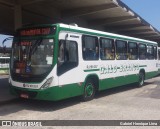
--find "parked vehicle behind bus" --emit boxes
[0,56,10,74]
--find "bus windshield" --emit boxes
[11,38,54,76]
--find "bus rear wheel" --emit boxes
[138,72,145,87]
[82,80,96,101]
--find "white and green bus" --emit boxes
[9,23,159,101]
[0,56,10,74]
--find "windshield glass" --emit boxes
[11,38,54,76]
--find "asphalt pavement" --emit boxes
[0,75,160,129]
[0,75,16,103]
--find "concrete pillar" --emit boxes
[14,4,22,31]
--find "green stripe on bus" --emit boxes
[10,71,158,101]
[84,69,100,72]
[0,68,9,70]
[139,65,147,68]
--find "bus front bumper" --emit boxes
[10,85,65,101]
[10,83,83,101]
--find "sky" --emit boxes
[0,0,160,47]
[122,0,160,31]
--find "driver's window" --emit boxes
[58,40,78,76]
[58,41,65,66]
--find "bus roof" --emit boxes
[58,23,157,45]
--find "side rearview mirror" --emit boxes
[2,37,13,54]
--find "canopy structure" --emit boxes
[0,0,160,44]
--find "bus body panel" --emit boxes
[9,23,159,101]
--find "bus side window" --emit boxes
[158,49,160,60]
[147,45,154,60]
[100,38,115,60]
[0,59,4,64]
[154,46,157,60]
[115,40,127,60]
[58,40,78,76]
[128,42,138,60]
[82,35,99,60]
[139,44,147,60]
[6,58,10,64]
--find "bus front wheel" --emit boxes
[138,72,145,87]
[82,80,96,101]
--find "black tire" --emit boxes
[138,72,145,87]
[82,79,96,101]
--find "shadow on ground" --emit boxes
[0,82,142,116]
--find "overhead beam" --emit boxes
[62,3,118,18]
[0,2,14,9]
[89,16,137,26]
[103,18,139,26]
[147,37,160,40]
[140,34,160,38]
[118,29,153,34]
[140,37,160,42]
[22,8,52,20]
[22,8,61,25]
[14,4,22,30]
[119,29,154,35]
[0,0,15,6]
[105,24,148,32]
[0,29,14,35]
[133,33,159,38]
[20,0,46,6]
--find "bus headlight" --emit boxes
[41,77,53,89]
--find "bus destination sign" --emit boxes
[18,26,56,36]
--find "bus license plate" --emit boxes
[20,93,29,99]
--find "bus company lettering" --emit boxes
[100,64,139,74]
[20,28,51,36]
[23,83,38,88]
[86,65,98,69]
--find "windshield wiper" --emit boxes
[31,38,42,54]
[26,38,42,66]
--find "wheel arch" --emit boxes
[83,74,100,92]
